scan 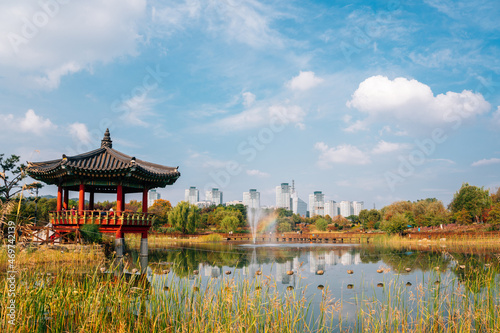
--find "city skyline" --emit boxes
[1,1,498,209]
[181,183,362,217]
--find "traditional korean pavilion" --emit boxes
[26,129,180,244]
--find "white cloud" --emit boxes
[346,75,490,131]
[0,0,146,90]
[344,120,368,133]
[286,71,324,91]
[472,158,500,167]
[69,123,91,145]
[211,103,305,132]
[246,169,270,178]
[153,0,284,48]
[314,142,371,168]
[116,92,158,127]
[372,140,410,154]
[19,109,56,135]
[242,92,256,108]
[493,106,500,125]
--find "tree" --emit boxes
[276,217,293,232]
[220,216,239,233]
[0,154,39,201]
[149,199,172,228]
[125,200,142,212]
[315,218,328,231]
[381,213,409,235]
[491,188,500,204]
[168,201,200,234]
[359,209,382,230]
[449,183,491,223]
[346,215,360,224]
[487,203,500,229]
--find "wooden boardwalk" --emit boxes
[222,232,377,244]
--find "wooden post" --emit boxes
[117,184,123,214]
[57,185,62,211]
[63,188,69,210]
[142,188,148,213]
[78,183,85,214]
[89,189,95,211]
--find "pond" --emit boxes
[119,242,500,329]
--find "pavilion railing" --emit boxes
[50,210,154,226]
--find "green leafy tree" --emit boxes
[168,201,200,234]
[346,215,360,224]
[276,217,293,233]
[381,213,409,235]
[449,183,491,223]
[487,203,500,229]
[220,215,239,233]
[315,218,328,231]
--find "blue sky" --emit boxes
[1,0,499,208]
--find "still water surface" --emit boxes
[123,242,499,325]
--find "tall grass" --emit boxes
[0,266,339,332]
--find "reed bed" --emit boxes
[373,234,500,252]
[125,233,226,248]
[354,267,500,332]
[0,266,339,333]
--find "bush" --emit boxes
[80,224,102,244]
[381,213,409,235]
[315,218,328,231]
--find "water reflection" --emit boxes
[117,243,499,298]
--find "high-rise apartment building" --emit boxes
[185,186,199,204]
[291,193,307,217]
[340,200,353,217]
[243,189,260,209]
[206,188,223,206]
[309,191,325,217]
[324,200,339,217]
[352,201,364,216]
[148,189,161,207]
[276,183,292,210]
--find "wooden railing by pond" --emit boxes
[222,232,378,244]
[50,210,154,227]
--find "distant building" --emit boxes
[276,183,292,210]
[324,200,339,218]
[226,200,243,206]
[206,188,223,206]
[195,200,212,208]
[185,186,199,204]
[291,193,307,217]
[309,191,325,217]
[352,201,364,216]
[340,201,353,217]
[243,189,260,209]
[148,189,161,207]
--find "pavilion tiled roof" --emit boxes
[26,129,180,187]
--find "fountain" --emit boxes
[247,207,262,243]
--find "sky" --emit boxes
[1,0,499,208]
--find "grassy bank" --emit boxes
[372,234,500,252]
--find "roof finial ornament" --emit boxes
[101,128,112,148]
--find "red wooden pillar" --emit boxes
[78,184,85,213]
[142,188,148,213]
[117,184,123,214]
[57,185,62,211]
[89,189,95,211]
[121,190,125,211]
[63,188,69,210]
